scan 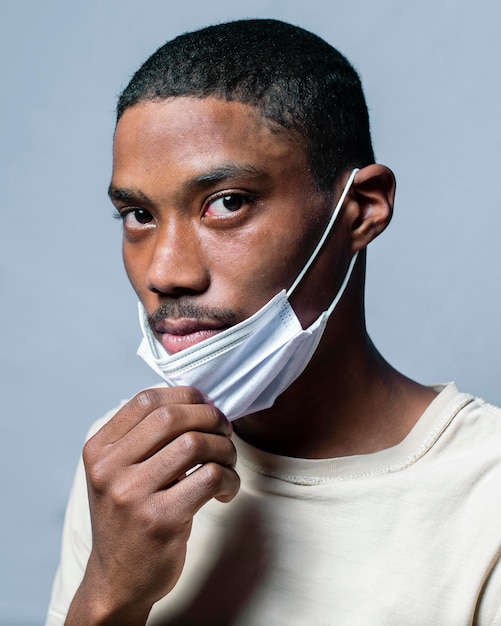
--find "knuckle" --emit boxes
[151,405,173,429]
[82,432,105,466]
[85,457,112,492]
[178,431,204,457]
[83,439,110,489]
[108,478,135,509]
[137,498,191,542]
[136,500,169,536]
[216,472,241,503]
[201,462,225,490]
[133,388,160,412]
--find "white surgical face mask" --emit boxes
[137,168,359,421]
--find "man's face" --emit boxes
[110,97,347,353]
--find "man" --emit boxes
[47,19,501,625]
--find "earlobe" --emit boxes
[348,164,395,253]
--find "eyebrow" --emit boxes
[183,162,269,192]
[108,161,270,202]
[107,186,150,204]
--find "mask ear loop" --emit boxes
[286,168,359,315]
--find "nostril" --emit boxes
[148,284,203,297]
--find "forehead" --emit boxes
[112,97,309,184]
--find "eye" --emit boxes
[120,208,155,228]
[204,194,251,217]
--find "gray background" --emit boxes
[1,0,500,623]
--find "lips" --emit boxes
[154,319,228,354]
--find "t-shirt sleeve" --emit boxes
[45,407,123,626]
[45,453,92,625]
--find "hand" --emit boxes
[66,386,239,625]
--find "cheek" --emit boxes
[192,229,275,315]
[202,220,314,306]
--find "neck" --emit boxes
[233,307,436,459]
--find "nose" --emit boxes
[146,220,210,296]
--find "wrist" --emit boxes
[66,592,151,626]
[65,563,152,625]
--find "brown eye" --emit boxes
[123,208,154,227]
[221,195,245,211]
[206,194,249,216]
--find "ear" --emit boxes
[345,164,395,253]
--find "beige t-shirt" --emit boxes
[47,383,501,625]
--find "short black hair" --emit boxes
[117,19,375,190]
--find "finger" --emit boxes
[155,463,241,524]
[142,431,237,492]
[97,402,231,468]
[125,401,231,462]
[92,386,213,445]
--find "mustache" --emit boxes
[148,300,244,328]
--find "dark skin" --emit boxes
[66,97,436,624]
